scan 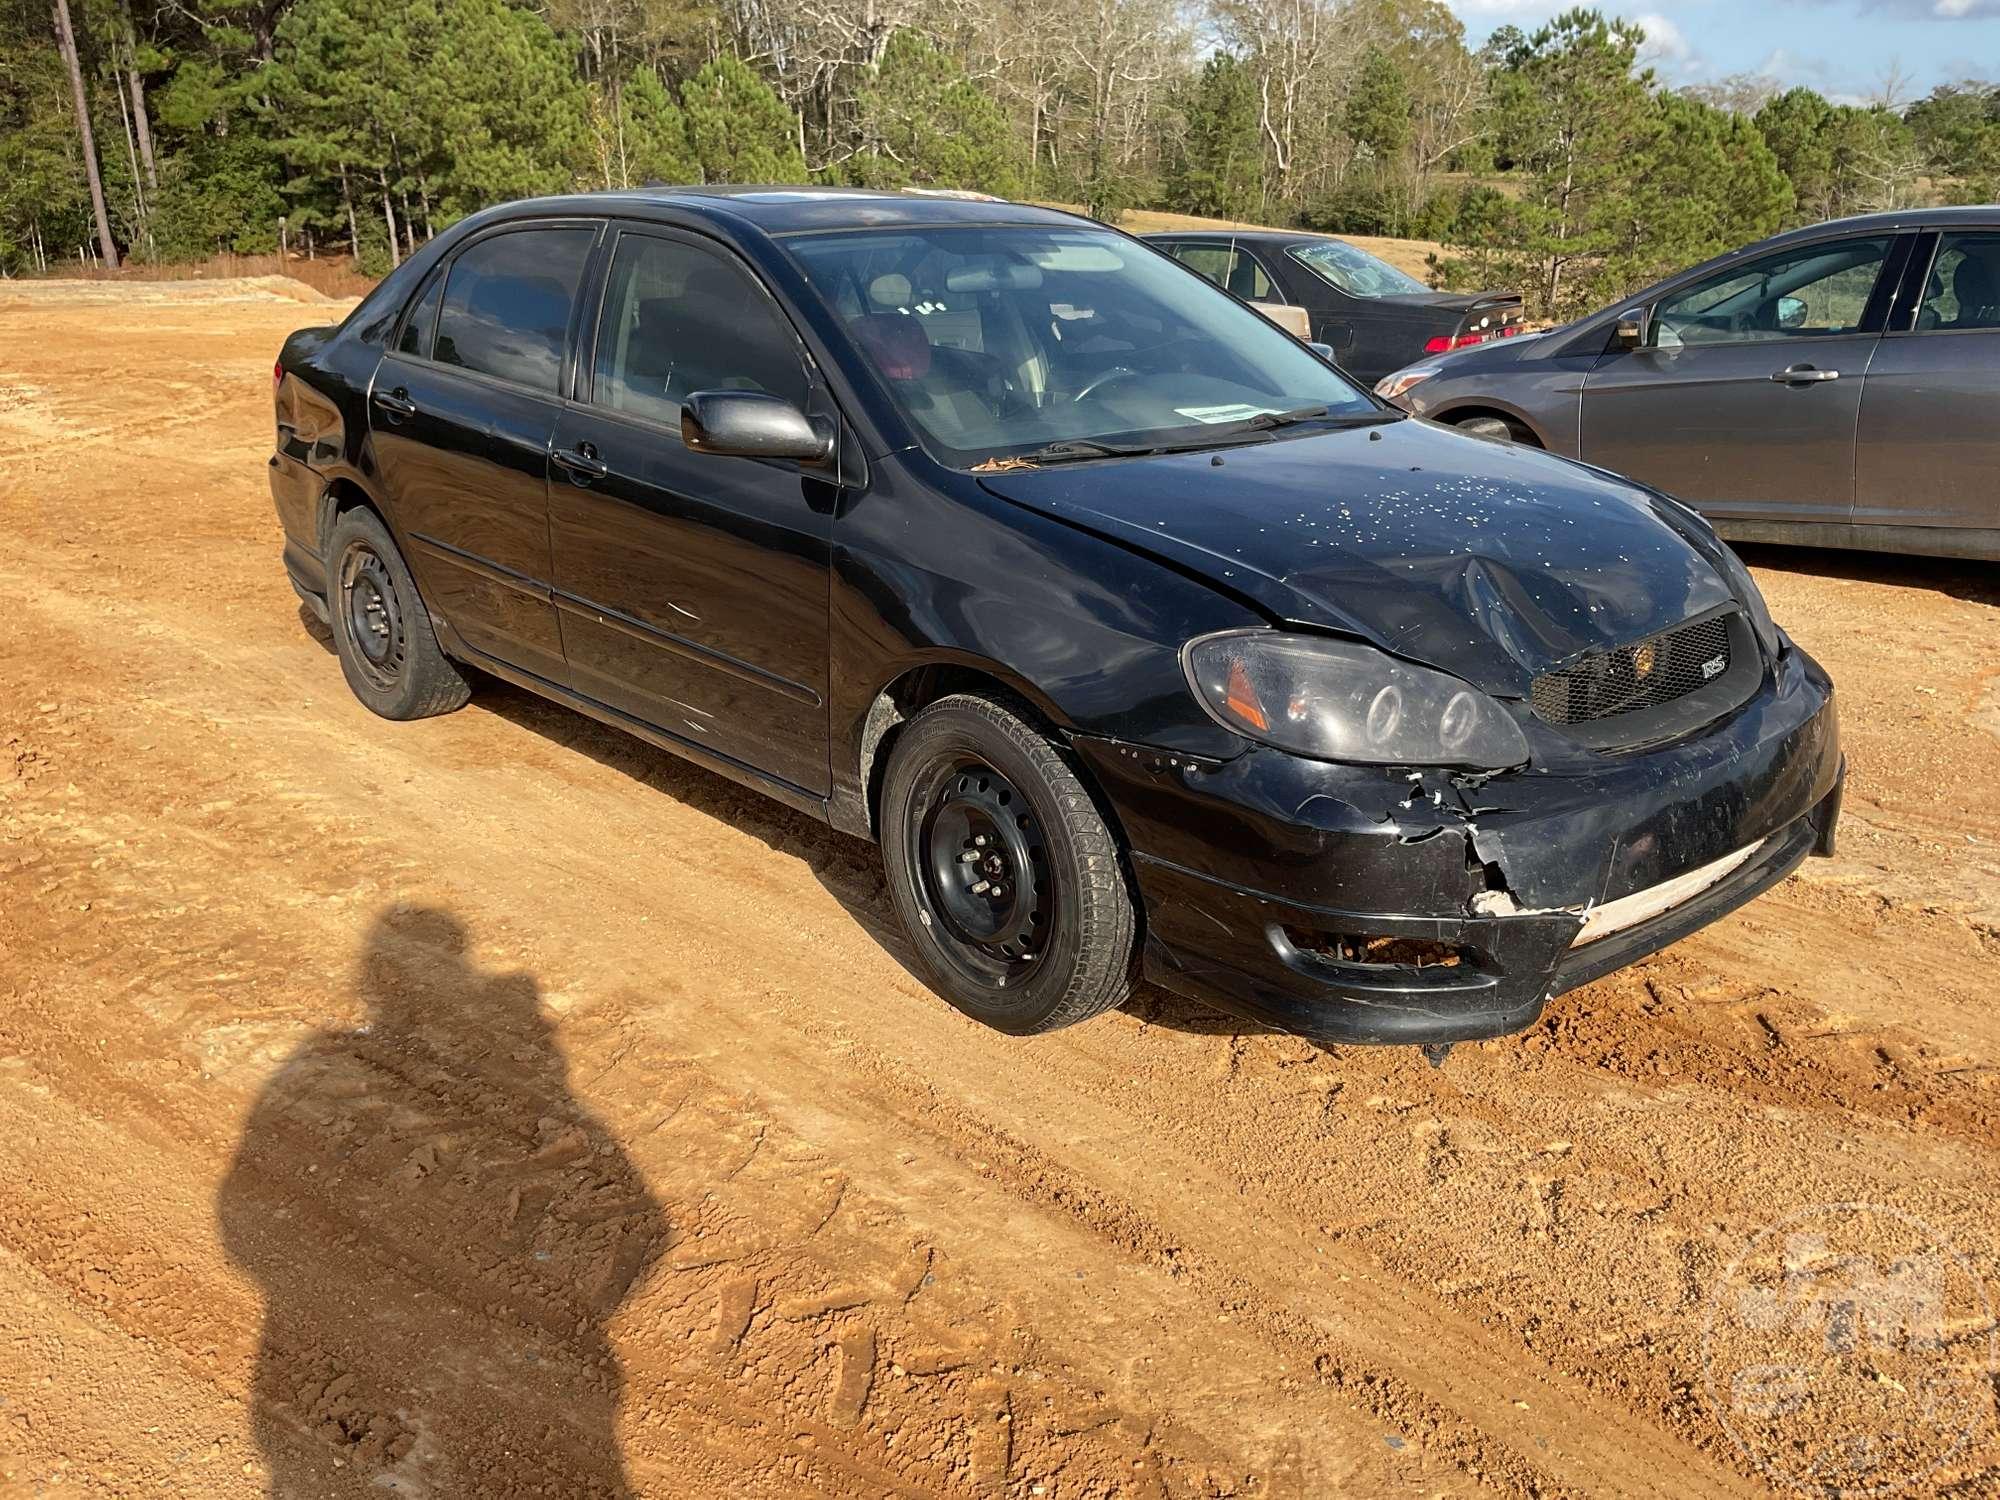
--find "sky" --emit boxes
[1447,0,2000,105]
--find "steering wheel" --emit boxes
[1071,365,1140,404]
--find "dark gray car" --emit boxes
[1378,207,2000,560]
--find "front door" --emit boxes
[548,227,836,797]
[1855,228,2000,533]
[369,222,599,680]
[1579,233,1902,524]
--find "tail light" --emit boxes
[273,359,284,394]
[1422,320,1524,356]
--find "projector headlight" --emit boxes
[1184,631,1530,769]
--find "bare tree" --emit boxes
[51,0,119,268]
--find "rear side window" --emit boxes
[435,228,595,392]
[1915,233,2000,332]
[395,269,444,359]
[590,233,809,426]
[1171,244,1280,302]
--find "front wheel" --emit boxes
[880,694,1138,1035]
[1452,414,1530,445]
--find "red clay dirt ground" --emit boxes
[1,280,1997,1497]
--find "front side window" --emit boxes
[783,225,1374,465]
[1287,240,1429,298]
[434,227,595,393]
[1651,237,1893,348]
[591,233,808,426]
[1914,232,2000,332]
[1171,244,1281,302]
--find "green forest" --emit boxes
[4,0,1997,317]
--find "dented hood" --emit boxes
[975,418,1734,697]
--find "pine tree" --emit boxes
[618,65,698,186]
[845,30,1018,195]
[1167,53,1260,221]
[680,56,806,185]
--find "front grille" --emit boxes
[1532,613,1734,726]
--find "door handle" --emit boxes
[1770,365,1839,383]
[552,443,609,481]
[373,386,418,418]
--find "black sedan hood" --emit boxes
[975,418,1735,698]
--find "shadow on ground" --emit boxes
[218,904,663,1496]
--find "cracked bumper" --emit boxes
[1073,644,1842,1046]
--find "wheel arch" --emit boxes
[839,655,1093,843]
[315,474,390,559]
[1429,402,1547,447]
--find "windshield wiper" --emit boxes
[1240,403,1331,430]
[999,433,1258,466]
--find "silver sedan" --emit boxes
[1378,206,2000,561]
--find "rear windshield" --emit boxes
[782,225,1373,466]
[1288,240,1429,298]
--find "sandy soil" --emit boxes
[1,280,1996,1498]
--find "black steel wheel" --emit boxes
[881,694,1137,1035]
[325,507,470,721]
[914,759,1054,987]
[339,541,408,696]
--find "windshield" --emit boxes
[782,225,1375,465]
[1288,240,1429,299]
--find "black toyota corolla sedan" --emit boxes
[270,188,1842,1049]
[1143,228,1524,382]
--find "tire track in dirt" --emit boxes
[4,288,1998,1496]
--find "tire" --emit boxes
[880,693,1138,1036]
[325,507,470,721]
[1453,414,1526,444]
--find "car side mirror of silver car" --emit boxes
[682,391,834,465]
[1611,313,1647,351]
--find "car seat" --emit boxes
[1948,252,1999,330]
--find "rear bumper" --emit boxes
[1077,644,1842,1045]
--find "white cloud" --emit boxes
[1635,12,1693,61]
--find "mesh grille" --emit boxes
[1532,613,1734,727]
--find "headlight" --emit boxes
[1709,539,1780,656]
[1184,631,1530,769]
[1374,365,1441,401]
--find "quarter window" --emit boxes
[1914,233,2000,332]
[395,268,444,359]
[434,228,595,393]
[591,234,808,425]
[1651,237,1893,347]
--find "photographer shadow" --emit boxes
[218,905,663,1497]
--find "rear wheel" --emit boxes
[326,507,470,721]
[880,694,1138,1035]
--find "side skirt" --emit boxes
[1711,517,2000,562]
[443,631,834,827]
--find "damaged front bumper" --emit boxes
[1074,643,1842,1045]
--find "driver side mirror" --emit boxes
[682,391,833,465]
[1306,341,1339,364]
[1776,295,1807,330]
[1611,311,1647,351]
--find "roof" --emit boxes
[1138,228,1315,245]
[484,186,1096,236]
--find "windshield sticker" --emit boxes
[1173,403,1280,424]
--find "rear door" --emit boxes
[370,221,600,680]
[547,225,836,796]
[1578,233,1905,524]
[1854,228,2000,534]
